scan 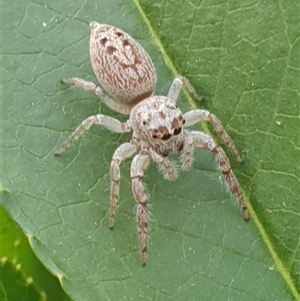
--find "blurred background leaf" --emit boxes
[0,207,71,301]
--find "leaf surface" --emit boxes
[2,0,299,300]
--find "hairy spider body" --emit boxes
[55,22,249,266]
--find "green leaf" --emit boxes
[0,207,71,301]
[1,259,41,301]
[2,0,299,300]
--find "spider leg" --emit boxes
[130,153,151,266]
[54,115,131,156]
[183,110,242,163]
[110,140,139,229]
[149,148,178,181]
[167,77,203,103]
[186,131,249,221]
[180,134,194,171]
[62,77,131,115]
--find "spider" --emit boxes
[55,22,249,266]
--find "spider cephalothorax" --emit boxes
[55,22,249,266]
[130,96,184,142]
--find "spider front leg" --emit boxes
[130,152,151,266]
[110,140,139,229]
[184,110,243,163]
[54,114,131,156]
[181,134,194,171]
[167,77,203,103]
[62,77,131,115]
[187,131,249,221]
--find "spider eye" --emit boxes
[152,134,158,139]
[182,119,186,124]
[173,127,182,135]
[161,133,172,141]
[142,120,147,125]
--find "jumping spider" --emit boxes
[55,22,249,266]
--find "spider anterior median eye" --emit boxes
[161,133,172,141]
[173,127,182,135]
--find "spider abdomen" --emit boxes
[90,22,157,108]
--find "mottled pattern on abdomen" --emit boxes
[90,23,157,107]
